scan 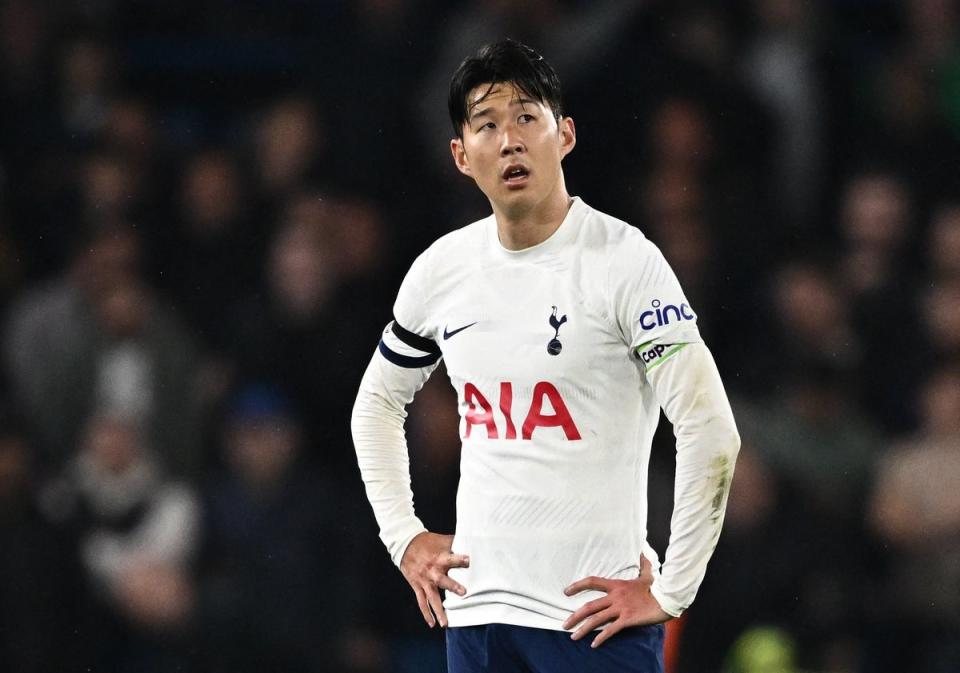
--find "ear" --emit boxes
[558,117,576,160]
[450,137,473,178]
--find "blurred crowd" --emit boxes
[0,1,958,672]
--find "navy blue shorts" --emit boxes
[446,623,665,673]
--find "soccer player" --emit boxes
[351,39,740,672]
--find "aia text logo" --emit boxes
[639,299,695,331]
[463,381,581,441]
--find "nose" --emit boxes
[500,126,524,156]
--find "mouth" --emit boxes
[501,164,530,187]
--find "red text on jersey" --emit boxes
[463,381,582,441]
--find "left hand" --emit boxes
[562,555,672,648]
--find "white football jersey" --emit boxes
[375,197,707,629]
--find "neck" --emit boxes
[493,178,572,251]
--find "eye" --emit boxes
[477,121,496,132]
[518,113,535,124]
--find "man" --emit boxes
[351,39,740,672]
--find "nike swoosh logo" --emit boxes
[443,322,477,340]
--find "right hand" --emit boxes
[399,531,470,628]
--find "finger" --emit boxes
[424,584,448,628]
[640,555,653,577]
[437,553,471,570]
[590,618,628,649]
[564,576,609,596]
[436,574,468,597]
[570,608,617,641]
[427,566,464,594]
[413,586,435,628]
[561,597,612,630]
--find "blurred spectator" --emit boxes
[741,362,878,516]
[741,0,823,228]
[103,97,160,162]
[312,194,395,333]
[840,171,914,298]
[864,365,960,673]
[91,274,202,478]
[838,171,923,433]
[41,411,199,673]
[647,96,715,175]
[773,260,852,361]
[321,197,387,286]
[635,97,717,290]
[197,385,372,672]
[736,258,862,394]
[227,192,369,472]
[3,224,201,476]
[252,95,325,212]
[862,46,960,203]
[78,150,144,225]
[57,36,118,142]
[97,96,170,226]
[164,147,260,352]
[4,224,139,467]
[659,2,734,76]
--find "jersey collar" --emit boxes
[487,196,586,260]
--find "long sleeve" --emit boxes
[351,322,442,566]
[645,342,740,617]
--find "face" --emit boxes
[86,416,140,475]
[228,418,297,489]
[451,83,575,219]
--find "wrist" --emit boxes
[391,523,429,568]
[649,582,685,619]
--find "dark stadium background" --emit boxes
[0,1,958,672]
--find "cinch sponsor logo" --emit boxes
[639,299,695,331]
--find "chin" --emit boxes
[499,187,539,210]
[499,197,536,219]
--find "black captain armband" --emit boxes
[378,319,442,368]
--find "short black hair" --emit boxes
[448,39,563,139]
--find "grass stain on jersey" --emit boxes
[709,454,733,524]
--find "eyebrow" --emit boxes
[468,97,540,122]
